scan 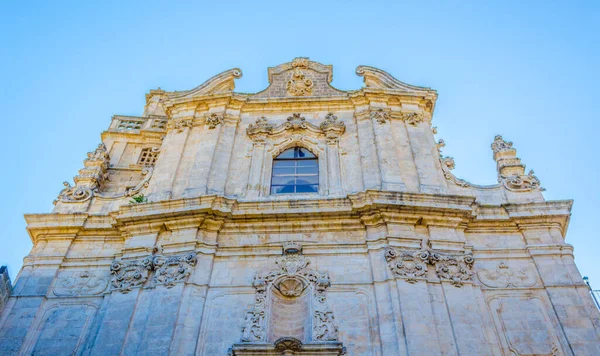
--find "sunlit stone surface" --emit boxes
[1,58,598,355]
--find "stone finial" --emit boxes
[491,135,524,178]
[492,135,542,191]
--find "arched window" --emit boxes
[271,147,318,194]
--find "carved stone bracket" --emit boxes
[109,252,197,293]
[385,247,474,287]
[240,242,340,344]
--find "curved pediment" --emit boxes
[250,57,347,99]
[356,65,434,94]
[167,68,243,103]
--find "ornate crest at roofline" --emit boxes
[150,57,437,106]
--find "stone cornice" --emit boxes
[25,193,572,242]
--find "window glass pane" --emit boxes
[273,160,295,167]
[272,176,296,185]
[271,185,295,194]
[273,167,295,176]
[296,159,317,167]
[278,148,296,158]
[297,148,315,158]
[297,166,318,175]
[296,176,318,185]
[296,184,318,193]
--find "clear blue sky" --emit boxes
[1,1,598,285]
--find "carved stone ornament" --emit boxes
[499,170,543,192]
[247,116,274,137]
[170,117,193,132]
[477,262,537,288]
[370,109,389,124]
[110,252,197,293]
[384,248,429,283]
[491,135,513,154]
[440,156,470,188]
[434,253,474,287]
[436,139,446,155]
[245,113,345,144]
[401,112,424,126]
[274,337,303,353]
[205,113,224,129]
[153,252,197,288]
[385,247,474,287]
[53,270,109,297]
[110,256,153,293]
[55,143,110,204]
[240,242,339,343]
[286,67,313,96]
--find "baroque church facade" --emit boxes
[1,58,599,355]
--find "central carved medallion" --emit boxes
[286,68,313,96]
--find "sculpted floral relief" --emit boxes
[385,247,474,287]
[434,253,474,287]
[153,252,197,287]
[109,252,197,293]
[384,248,429,283]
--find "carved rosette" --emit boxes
[384,248,429,283]
[477,262,537,288]
[385,247,475,287]
[109,252,197,293]
[240,242,339,344]
[53,271,109,297]
[206,113,224,129]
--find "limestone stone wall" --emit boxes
[1,58,599,355]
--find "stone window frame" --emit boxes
[137,147,160,167]
[263,138,327,197]
[245,113,345,199]
[270,147,320,195]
